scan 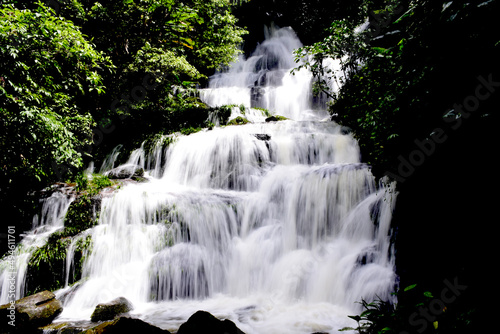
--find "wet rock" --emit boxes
[90,297,133,322]
[84,316,170,334]
[40,320,91,333]
[250,86,265,108]
[105,164,144,179]
[0,290,63,332]
[340,126,352,135]
[43,317,170,334]
[265,115,288,122]
[253,134,271,141]
[177,310,245,334]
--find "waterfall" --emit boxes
[0,187,74,304]
[200,26,325,121]
[0,26,397,334]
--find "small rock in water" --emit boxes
[90,297,133,322]
[177,310,245,334]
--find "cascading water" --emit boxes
[201,26,327,121]
[0,186,74,304]
[0,26,397,333]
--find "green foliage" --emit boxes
[53,0,246,113]
[74,171,88,192]
[64,195,99,232]
[341,283,477,334]
[74,171,112,194]
[142,133,178,156]
[91,173,112,191]
[294,0,500,174]
[0,0,246,207]
[340,298,396,334]
[209,105,233,125]
[0,2,112,211]
[27,233,92,295]
[0,0,246,238]
[238,104,246,114]
[180,127,202,136]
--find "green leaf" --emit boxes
[404,284,417,292]
[360,309,373,317]
[348,315,362,322]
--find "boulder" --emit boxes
[177,310,245,334]
[0,290,63,332]
[105,164,144,179]
[340,126,352,135]
[90,297,133,322]
[253,134,271,141]
[84,316,170,334]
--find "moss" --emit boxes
[26,234,92,296]
[64,195,100,233]
[227,116,250,125]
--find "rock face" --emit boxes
[177,310,245,334]
[250,85,265,108]
[0,290,63,332]
[90,297,133,322]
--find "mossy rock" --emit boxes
[84,316,170,334]
[26,233,92,295]
[64,195,101,232]
[227,116,250,126]
[209,105,232,125]
[105,165,144,180]
[0,291,63,332]
[265,115,288,122]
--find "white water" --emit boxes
[0,26,397,334]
